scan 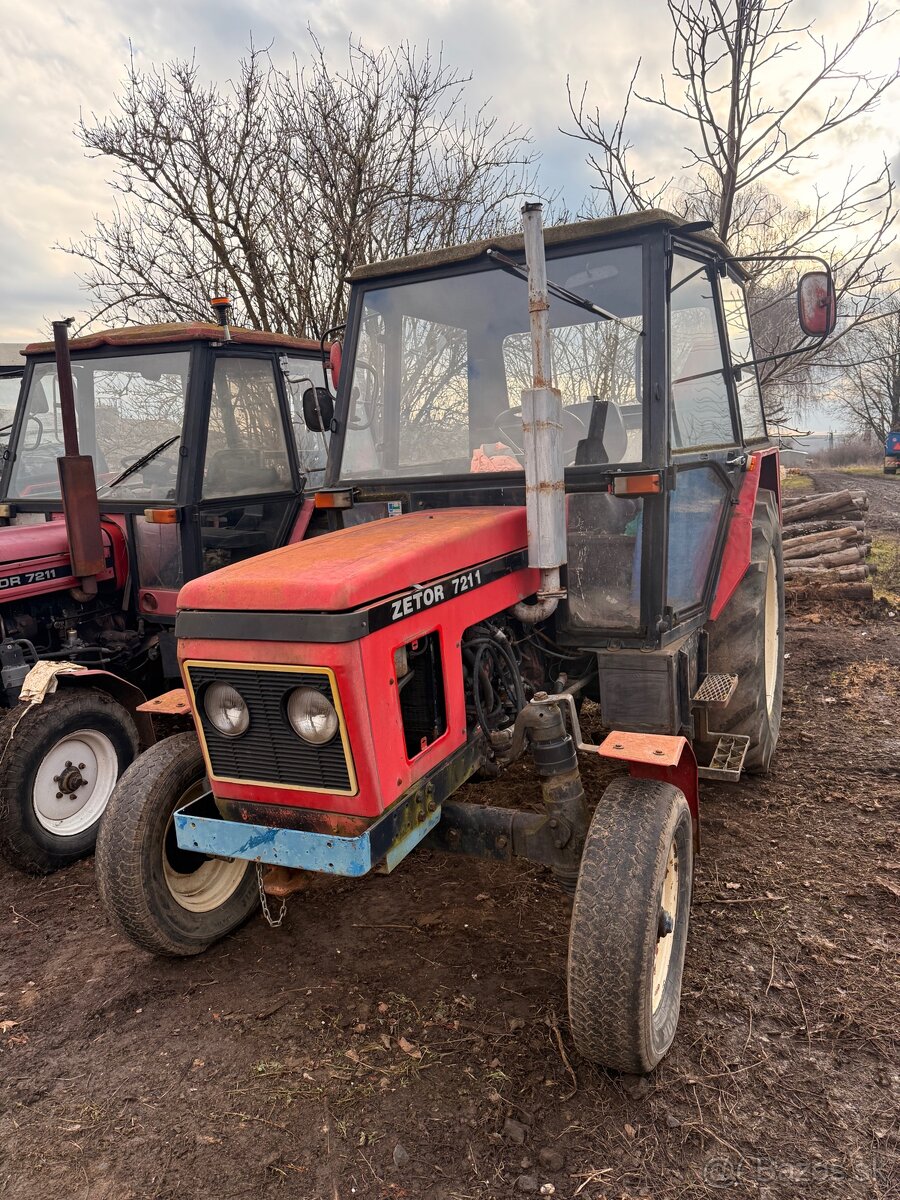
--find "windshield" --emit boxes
[285,354,329,484]
[8,351,190,501]
[340,244,644,480]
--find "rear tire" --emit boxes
[95,733,257,956]
[0,689,139,875]
[567,777,693,1073]
[705,491,784,773]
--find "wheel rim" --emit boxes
[652,840,680,1014]
[32,729,119,836]
[763,547,779,717]
[162,780,249,913]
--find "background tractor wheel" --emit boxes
[95,733,257,957]
[705,491,784,774]
[567,776,693,1074]
[0,689,139,874]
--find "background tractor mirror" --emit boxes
[798,271,836,338]
[329,341,342,388]
[303,386,334,432]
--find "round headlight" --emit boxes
[287,686,339,744]
[204,682,250,737]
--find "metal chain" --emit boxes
[256,863,287,928]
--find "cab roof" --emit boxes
[348,208,734,283]
[24,322,323,357]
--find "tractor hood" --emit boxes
[178,507,530,614]
[0,518,123,598]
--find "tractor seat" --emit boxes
[204,448,282,496]
[574,399,629,466]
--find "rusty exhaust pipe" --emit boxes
[53,319,104,597]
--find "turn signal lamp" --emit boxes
[143,508,178,524]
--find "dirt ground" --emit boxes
[1,479,899,1200]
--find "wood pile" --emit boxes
[781,489,873,602]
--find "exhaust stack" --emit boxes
[512,202,567,624]
[53,319,104,598]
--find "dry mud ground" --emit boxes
[1,476,899,1200]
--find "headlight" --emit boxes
[287,686,339,744]
[204,682,250,737]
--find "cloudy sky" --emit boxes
[1,0,898,343]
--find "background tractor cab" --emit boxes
[97,208,835,1076]
[0,343,25,450]
[884,430,900,474]
[0,316,331,874]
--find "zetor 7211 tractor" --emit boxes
[0,311,331,874]
[97,206,836,1073]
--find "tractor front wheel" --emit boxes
[567,777,693,1073]
[95,733,257,956]
[0,689,140,874]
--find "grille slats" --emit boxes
[188,665,354,793]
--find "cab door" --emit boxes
[195,352,301,574]
[665,252,740,625]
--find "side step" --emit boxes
[692,673,738,708]
[697,734,750,783]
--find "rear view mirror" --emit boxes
[303,386,334,432]
[329,341,342,389]
[798,271,836,338]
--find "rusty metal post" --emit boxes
[53,319,104,594]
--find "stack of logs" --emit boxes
[782,488,873,602]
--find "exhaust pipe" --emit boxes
[511,202,567,625]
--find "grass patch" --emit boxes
[837,464,892,477]
[869,534,900,606]
[782,471,814,491]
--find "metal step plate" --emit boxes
[697,733,751,782]
[693,673,739,708]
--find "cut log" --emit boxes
[786,582,873,602]
[783,537,863,561]
[782,519,865,538]
[819,545,867,568]
[781,490,857,522]
[783,565,870,583]
[780,525,860,551]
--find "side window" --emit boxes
[203,358,292,499]
[720,276,767,442]
[286,355,329,483]
[670,257,736,450]
[667,466,729,613]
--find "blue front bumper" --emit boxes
[173,793,441,878]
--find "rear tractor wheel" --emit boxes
[704,491,784,774]
[567,777,693,1073]
[0,689,140,874]
[95,733,257,956]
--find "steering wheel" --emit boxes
[492,404,587,465]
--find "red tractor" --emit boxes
[0,310,332,873]
[96,207,835,1072]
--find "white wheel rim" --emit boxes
[652,840,680,1013]
[763,548,779,717]
[32,729,119,836]
[162,783,248,913]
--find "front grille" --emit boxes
[187,664,354,794]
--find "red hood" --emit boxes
[178,507,529,614]
[0,519,117,568]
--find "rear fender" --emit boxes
[55,670,156,749]
[710,447,779,621]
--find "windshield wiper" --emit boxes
[98,434,180,494]
[485,248,642,335]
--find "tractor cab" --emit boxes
[2,322,329,614]
[0,319,331,876]
[97,209,836,1076]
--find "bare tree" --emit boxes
[564,0,899,415]
[62,37,542,338]
[825,292,900,440]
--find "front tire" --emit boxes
[0,689,139,874]
[567,777,693,1074]
[95,733,257,956]
[705,491,784,774]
